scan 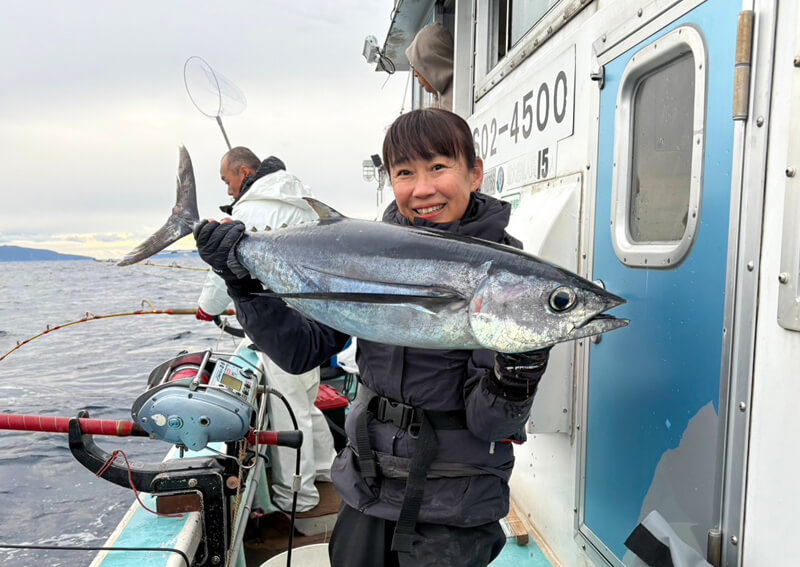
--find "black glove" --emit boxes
[194,220,250,282]
[488,347,552,401]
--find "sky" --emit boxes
[0,1,408,259]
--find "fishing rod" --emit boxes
[0,302,236,363]
[118,259,246,337]
[0,413,301,447]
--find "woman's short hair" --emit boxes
[382,109,477,173]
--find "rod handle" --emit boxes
[247,430,303,448]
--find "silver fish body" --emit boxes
[237,208,627,352]
[118,146,628,352]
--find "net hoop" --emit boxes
[183,55,246,118]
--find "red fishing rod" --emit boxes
[0,413,301,447]
[0,303,238,363]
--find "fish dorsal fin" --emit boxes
[303,197,346,220]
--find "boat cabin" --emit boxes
[366,1,800,565]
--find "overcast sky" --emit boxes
[0,1,407,259]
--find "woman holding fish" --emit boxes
[194,109,552,566]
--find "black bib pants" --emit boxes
[328,503,506,567]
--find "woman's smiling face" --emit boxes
[390,154,484,224]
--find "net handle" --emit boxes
[216,116,232,150]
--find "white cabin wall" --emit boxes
[742,0,800,564]
[512,433,591,566]
[487,1,602,565]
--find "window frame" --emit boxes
[476,0,592,101]
[611,25,707,268]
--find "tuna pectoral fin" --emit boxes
[262,266,467,310]
[256,290,464,309]
[117,146,199,266]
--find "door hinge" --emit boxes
[733,10,755,121]
[707,528,722,567]
[590,64,605,89]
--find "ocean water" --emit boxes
[0,259,242,566]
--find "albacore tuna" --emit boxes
[119,147,628,352]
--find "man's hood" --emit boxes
[405,23,454,96]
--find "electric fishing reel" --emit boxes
[60,350,304,566]
[131,350,263,451]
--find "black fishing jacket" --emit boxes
[228,192,540,527]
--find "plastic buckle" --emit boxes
[377,397,414,429]
[407,418,422,439]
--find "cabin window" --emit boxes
[611,26,706,268]
[492,0,561,65]
[476,0,587,101]
[630,54,694,241]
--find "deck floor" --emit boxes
[243,483,553,566]
[491,536,553,566]
[244,480,340,565]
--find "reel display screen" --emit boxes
[207,357,257,405]
[220,374,243,392]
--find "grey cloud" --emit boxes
[0,0,406,255]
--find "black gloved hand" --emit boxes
[489,347,552,401]
[194,220,249,282]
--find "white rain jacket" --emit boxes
[197,167,335,512]
[197,169,317,315]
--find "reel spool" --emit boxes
[132,351,262,451]
[167,362,210,384]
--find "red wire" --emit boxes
[96,450,183,518]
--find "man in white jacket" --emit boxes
[196,146,336,512]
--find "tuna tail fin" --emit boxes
[117,146,200,266]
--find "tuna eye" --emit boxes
[549,287,577,312]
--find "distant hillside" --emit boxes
[0,245,93,262]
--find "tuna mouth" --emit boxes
[571,313,630,341]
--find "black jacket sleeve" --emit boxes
[227,281,351,374]
[462,348,535,442]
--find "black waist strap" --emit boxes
[356,383,467,431]
[375,453,502,480]
[353,383,469,553]
[392,410,436,553]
